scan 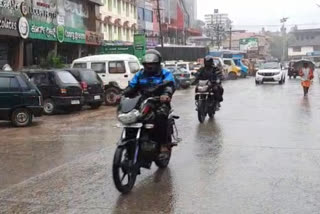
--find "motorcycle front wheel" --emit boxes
[112,146,137,194]
[197,100,206,123]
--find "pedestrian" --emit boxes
[299,62,314,96]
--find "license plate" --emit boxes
[71,100,80,105]
[94,95,101,100]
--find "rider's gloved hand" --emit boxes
[160,95,171,103]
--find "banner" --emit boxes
[239,38,259,52]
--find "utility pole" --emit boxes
[280,17,289,62]
[229,26,232,50]
[156,0,164,48]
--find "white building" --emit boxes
[100,0,138,43]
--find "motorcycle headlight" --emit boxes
[197,86,209,92]
[118,109,140,124]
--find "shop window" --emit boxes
[118,0,121,13]
[126,3,129,16]
[118,27,122,40]
[145,9,153,22]
[292,47,301,52]
[109,25,113,40]
[108,0,112,11]
[109,61,126,74]
[126,29,130,41]
[138,7,144,21]
[91,62,106,74]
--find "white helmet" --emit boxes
[2,64,13,71]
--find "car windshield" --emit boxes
[260,62,280,69]
[80,71,99,84]
[56,71,79,84]
[177,64,187,69]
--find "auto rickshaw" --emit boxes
[288,60,299,79]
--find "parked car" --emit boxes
[213,57,228,80]
[255,62,286,85]
[65,68,104,109]
[71,54,141,106]
[223,58,241,80]
[168,67,191,89]
[24,70,84,115]
[0,72,43,127]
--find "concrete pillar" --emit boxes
[13,39,24,70]
[53,42,58,57]
[78,45,82,58]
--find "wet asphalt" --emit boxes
[1,75,320,213]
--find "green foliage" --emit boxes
[40,51,65,69]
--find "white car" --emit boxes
[255,62,286,85]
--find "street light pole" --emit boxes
[156,0,164,48]
[280,17,289,62]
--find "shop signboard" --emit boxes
[29,20,57,41]
[0,16,19,37]
[134,34,146,62]
[64,27,86,44]
[99,45,134,55]
[85,31,103,46]
[239,38,259,52]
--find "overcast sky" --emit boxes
[197,0,320,32]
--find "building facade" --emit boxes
[288,28,320,60]
[100,0,137,44]
[0,0,104,69]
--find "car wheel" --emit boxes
[11,108,33,127]
[228,72,237,80]
[105,87,121,106]
[43,99,56,115]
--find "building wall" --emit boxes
[100,0,137,42]
[288,46,314,57]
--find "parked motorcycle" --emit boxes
[195,80,218,123]
[112,83,180,194]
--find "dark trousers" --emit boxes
[154,104,170,145]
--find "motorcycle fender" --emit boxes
[117,139,136,147]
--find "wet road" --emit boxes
[1,76,320,213]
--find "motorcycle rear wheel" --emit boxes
[112,146,137,194]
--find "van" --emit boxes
[0,72,43,127]
[71,54,141,105]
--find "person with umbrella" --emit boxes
[299,61,314,96]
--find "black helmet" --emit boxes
[204,55,214,67]
[142,49,162,64]
[142,49,162,76]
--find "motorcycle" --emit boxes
[195,80,219,123]
[112,83,180,194]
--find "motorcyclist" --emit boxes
[193,55,224,110]
[123,49,175,157]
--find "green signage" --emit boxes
[64,27,86,44]
[29,21,57,41]
[28,21,86,44]
[134,34,146,62]
[99,45,134,55]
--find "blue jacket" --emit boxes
[124,68,175,97]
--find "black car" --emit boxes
[0,72,43,127]
[168,68,191,89]
[24,70,84,115]
[65,68,104,109]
